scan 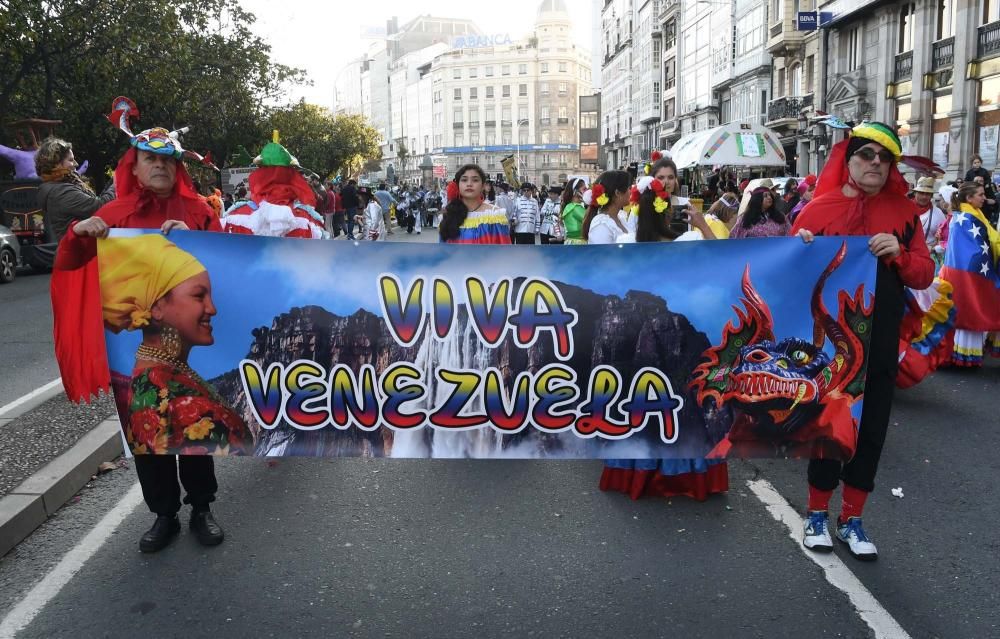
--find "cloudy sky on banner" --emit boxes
[101,232,876,382]
[238,0,595,107]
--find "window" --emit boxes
[434,134,442,148]
[771,0,783,23]
[454,88,462,100]
[665,58,675,89]
[541,131,550,143]
[486,86,494,98]
[486,65,494,77]
[777,67,786,97]
[847,27,862,71]
[502,131,512,144]
[433,90,442,103]
[805,56,815,93]
[470,66,478,78]
[652,82,660,108]
[558,130,567,144]
[558,82,568,95]
[519,63,527,74]
[453,108,463,123]
[519,130,528,144]
[486,106,495,122]
[469,108,479,125]
[470,131,480,145]
[985,0,1000,24]
[541,106,550,122]
[502,64,510,75]
[453,68,462,79]
[519,83,528,96]
[518,105,529,121]
[454,133,463,146]
[558,106,568,119]
[541,62,549,73]
[541,82,550,96]
[423,135,429,153]
[558,61,568,72]
[502,85,511,97]
[790,64,801,96]
[502,105,511,122]
[899,3,915,53]
[937,0,957,39]
[470,87,478,100]
[486,132,496,145]
[664,19,676,49]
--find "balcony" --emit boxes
[766,94,814,127]
[932,37,954,70]
[453,122,465,129]
[767,19,803,55]
[979,21,1000,60]
[501,119,512,127]
[540,117,551,126]
[485,120,496,128]
[558,117,569,125]
[894,51,912,81]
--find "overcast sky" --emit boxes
[238,0,595,108]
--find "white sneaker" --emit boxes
[803,511,833,552]
[836,517,878,561]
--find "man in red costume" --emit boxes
[51,98,226,553]
[792,122,934,561]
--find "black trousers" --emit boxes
[134,455,217,515]
[514,232,536,244]
[807,361,895,493]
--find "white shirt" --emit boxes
[363,201,385,240]
[919,204,946,249]
[512,195,540,233]
[587,210,633,244]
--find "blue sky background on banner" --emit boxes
[104,232,877,405]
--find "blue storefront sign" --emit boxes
[431,144,579,155]
[797,12,818,30]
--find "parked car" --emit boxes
[0,222,20,284]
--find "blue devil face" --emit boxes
[729,338,831,434]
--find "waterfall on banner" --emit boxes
[390,308,502,458]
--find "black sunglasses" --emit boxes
[851,147,896,163]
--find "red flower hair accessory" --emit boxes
[591,183,608,207]
[446,181,459,201]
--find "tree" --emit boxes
[265,102,381,179]
[0,0,305,184]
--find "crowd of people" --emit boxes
[35,106,997,564]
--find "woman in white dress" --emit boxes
[583,170,634,244]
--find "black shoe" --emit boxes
[190,509,225,547]
[139,515,180,553]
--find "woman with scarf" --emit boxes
[35,137,116,243]
[793,122,933,561]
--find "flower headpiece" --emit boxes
[636,176,670,214]
[446,180,460,201]
[643,149,670,176]
[591,183,609,207]
[106,96,218,170]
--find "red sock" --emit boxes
[840,484,869,522]
[807,485,833,512]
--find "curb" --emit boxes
[0,379,65,426]
[0,416,123,558]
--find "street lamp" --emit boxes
[515,118,530,183]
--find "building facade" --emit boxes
[601,0,636,169]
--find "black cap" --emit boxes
[548,185,563,194]
[520,182,535,190]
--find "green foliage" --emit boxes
[0,0,378,185]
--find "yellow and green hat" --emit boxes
[849,122,902,160]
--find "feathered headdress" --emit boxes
[106,96,218,171]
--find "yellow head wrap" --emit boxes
[98,234,206,333]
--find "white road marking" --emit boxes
[0,378,63,419]
[748,478,912,639]
[0,483,143,639]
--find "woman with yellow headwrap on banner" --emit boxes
[99,234,253,552]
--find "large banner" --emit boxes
[98,233,876,460]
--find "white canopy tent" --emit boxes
[670,122,788,170]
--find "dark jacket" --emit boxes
[38,180,116,242]
[341,184,360,209]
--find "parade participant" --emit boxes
[35,137,116,242]
[788,175,818,224]
[484,180,497,203]
[559,177,588,244]
[219,139,327,239]
[793,122,934,561]
[51,97,230,553]
[583,170,633,244]
[512,182,541,244]
[495,182,517,235]
[731,188,791,238]
[356,186,385,241]
[940,183,1000,367]
[649,156,725,240]
[600,176,729,501]
[538,185,563,244]
[438,164,511,244]
[706,186,740,230]
[341,179,360,239]
[912,177,946,254]
[374,183,397,235]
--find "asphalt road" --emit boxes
[1,229,998,638]
[0,269,57,408]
